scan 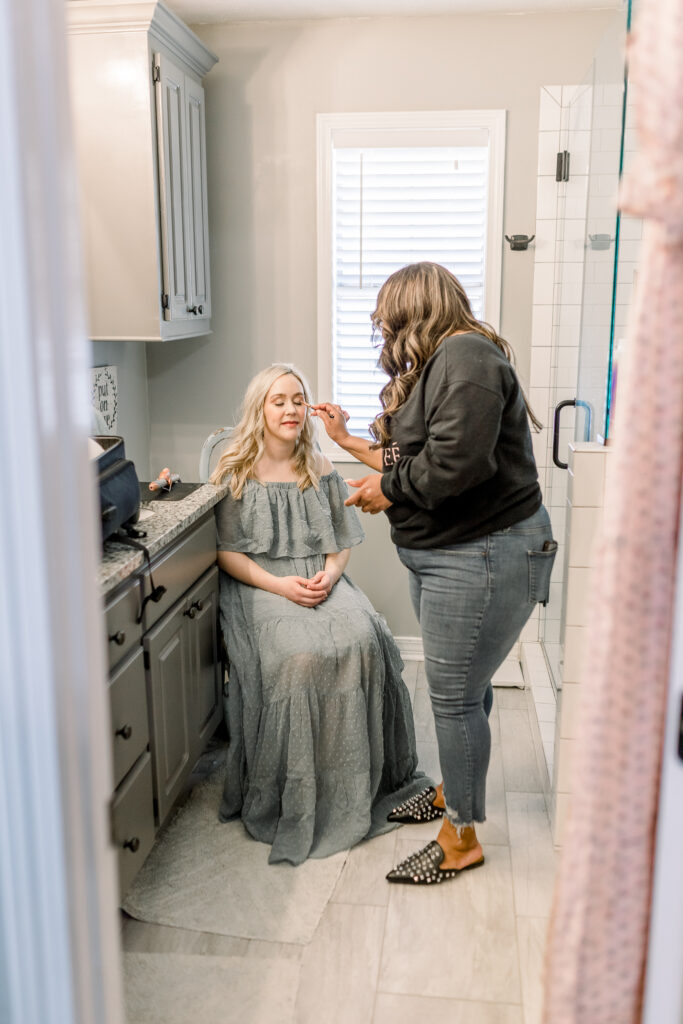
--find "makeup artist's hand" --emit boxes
[344,474,392,514]
[310,403,351,446]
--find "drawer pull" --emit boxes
[123,837,140,853]
[110,631,126,646]
[194,599,203,612]
[184,606,197,619]
[115,724,133,740]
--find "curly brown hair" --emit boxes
[369,262,541,447]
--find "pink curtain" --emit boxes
[544,1,683,1021]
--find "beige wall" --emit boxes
[146,9,617,635]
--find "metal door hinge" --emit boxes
[161,293,169,310]
[556,151,570,182]
[152,63,161,83]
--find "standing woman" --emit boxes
[313,262,556,885]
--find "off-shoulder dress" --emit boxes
[214,470,427,865]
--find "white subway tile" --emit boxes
[560,273,584,306]
[534,218,559,263]
[537,176,559,220]
[618,239,642,261]
[532,427,549,468]
[520,617,540,643]
[530,346,552,388]
[566,130,590,174]
[620,215,643,240]
[531,303,553,347]
[538,130,561,176]
[533,261,556,305]
[564,177,589,219]
[540,86,562,130]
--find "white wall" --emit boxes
[91,341,151,479]
[146,9,618,634]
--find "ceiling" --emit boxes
[167,0,622,26]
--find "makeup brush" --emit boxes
[303,403,350,422]
[303,401,335,419]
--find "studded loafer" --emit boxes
[385,840,485,885]
[387,785,444,824]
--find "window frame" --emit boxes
[316,109,507,461]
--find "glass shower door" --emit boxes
[539,7,631,691]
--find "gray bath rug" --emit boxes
[121,771,347,945]
[123,952,299,1024]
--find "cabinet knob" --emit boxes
[194,599,203,612]
[187,304,198,314]
[184,606,197,619]
[123,837,140,853]
[115,724,133,740]
[197,305,203,315]
[109,631,126,646]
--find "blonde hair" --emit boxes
[369,262,542,447]
[209,363,321,498]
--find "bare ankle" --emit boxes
[439,819,479,851]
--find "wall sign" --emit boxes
[91,365,118,432]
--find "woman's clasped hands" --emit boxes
[278,570,332,607]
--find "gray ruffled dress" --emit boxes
[214,470,427,865]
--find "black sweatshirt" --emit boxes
[379,332,542,549]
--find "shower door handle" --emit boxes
[552,399,592,469]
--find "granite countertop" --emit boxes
[99,481,229,596]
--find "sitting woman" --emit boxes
[210,363,427,866]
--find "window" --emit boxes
[317,111,506,449]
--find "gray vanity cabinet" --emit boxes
[104,512,222,894]
[144,563,221,829]
[186,566,222,765]
[144,594,194,827]
[106,596,156,897]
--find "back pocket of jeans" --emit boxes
[527,543,558,605]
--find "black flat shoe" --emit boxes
[387,786,444,824]
[386,840,485,885]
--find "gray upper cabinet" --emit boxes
[67,1,217,342]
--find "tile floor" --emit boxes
[121,661,557,1024]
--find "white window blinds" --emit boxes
[332,145,489,438]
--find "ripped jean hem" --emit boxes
[444,803,486,831]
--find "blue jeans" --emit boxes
[397,506,555,827]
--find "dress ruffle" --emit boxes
[215,471,365,557]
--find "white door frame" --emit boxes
[642,488,683,1023]
[0,0,123,1022]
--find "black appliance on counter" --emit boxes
[93,435,140,543]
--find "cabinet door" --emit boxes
[185,75,211,320]
[154,52,192,323]
[144,599,193,826]
[111,751,156,898]
[186,566,221,764]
